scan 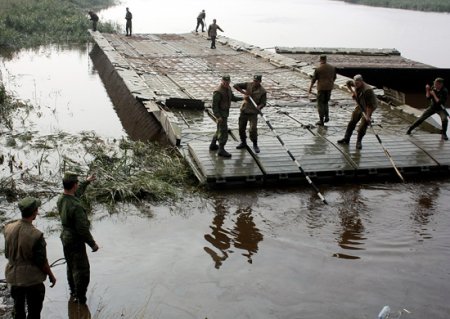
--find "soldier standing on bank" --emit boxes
[233,75,267,154]
[210,75,243,158]
[308,55,336,126]
[125,7,132,36]
[4,197,57,319]
[207,19,223,49]
[406,77,448,140]
[58,172,99,305]
[337,74,378,150]
[195,10,206,32]
[88,11,99,32]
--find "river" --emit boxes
[1,0,450,318]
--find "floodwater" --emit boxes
[1,0,450,318]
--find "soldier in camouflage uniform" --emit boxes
[210,75,243,158]
[4,197,56,319]
[233,75,267,153]
[58,172,99,305]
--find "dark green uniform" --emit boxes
[212,84,242,145]
[234,82,267,144]
[58,181,96,304]
[342,81,378,144]
[311,62,336,124]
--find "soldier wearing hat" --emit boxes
[4,197,57,318]
[207,19,223,49]
[308,55,336,126]
[337,74,378,149]
[233,75,267,153]
[58,171,99,304]
[210,75,243,158]
[407,77,448,140]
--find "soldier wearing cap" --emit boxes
[407,77,448,140]
[195,9,206,33]
[338,74,378,149]
[308,55,336,126]
[210,75,243,157]
[58,171,99,304]
[233,75,267,153]
[4,197,57,318]
[207,19,223,49]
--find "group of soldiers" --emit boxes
[88,7,133,36]
[209,52,448,156]
[4,172,98,318]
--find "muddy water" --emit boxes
[1,1,450,318]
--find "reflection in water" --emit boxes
[68,300,91,319]
[204,199,263,268]
[333,188,367,260]
[410,184,438,240]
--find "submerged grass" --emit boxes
[0,0,118,49]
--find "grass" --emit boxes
[342,0,450,12]
[0,0,119,49]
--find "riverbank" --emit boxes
[0,0,118,50]
[340,0,450,12]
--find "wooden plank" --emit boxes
[409,134,450,167]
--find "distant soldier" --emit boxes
[4,197,57,319]
[233,75,267,154]
[195,10,206,33]
[211,75,243,158]
[58,172,99,305]
[308,55,336,126]
[125,7,133,36]
[88,11,99,32]
[207,19,223,49]
[338,74,378,150]
[406,77,448,140]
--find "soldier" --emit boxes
[4,197,57,319]
[210,75,243,158]
[308,55,336,125]
[88,11,99,32]
[125,7,132,36]
[337,74,378,150]
[58,172,99,305]
[407,77,448,140]
[207,19,223,49]
[195,10,206,32]
[233,75,267,153]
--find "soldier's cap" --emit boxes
[222,75,231,82]
[253,75,262,82]
[353,74,364,82]
[434,77,444,83]
[319,54,327,60]
[63,171,79,183]
[18,197,41,215]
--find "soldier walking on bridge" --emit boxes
[233,75,267,153]
[338,74,378,150]
[88,11,99,32]
[207,19,223,49]
[308,55,336,126]
[125,7,132,36]
[406,77,448,140]
[195,10,206,32]
[210,75,243,158]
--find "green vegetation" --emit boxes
[0,0,118,49]
[342,0,450,12]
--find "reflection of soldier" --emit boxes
[4,197,57,319]
[231,207,263,264]
[233,75,267,153]
[58,172,99,305]
[88,11,99,32]
[125,7,132,36]
[210,75,243,158]
[204,199,231,269]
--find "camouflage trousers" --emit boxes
[238,113,258,142]
[63,243,90,304]
[214,117,229,145]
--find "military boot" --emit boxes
[356,134,363,149]
[218,144,232,158]
[442,121,448,140]
[236,139,247,149]
[209,136,219,151]
[253,141,260,153]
